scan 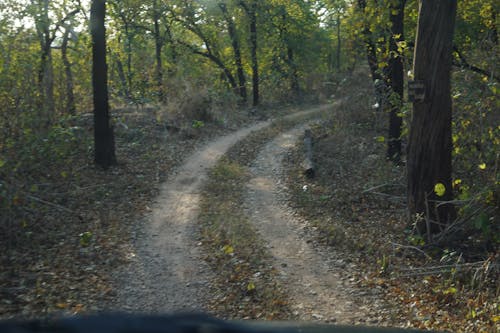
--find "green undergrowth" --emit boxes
[198,106,332,319]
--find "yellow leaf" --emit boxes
[443,286,457,295]
[453,179,462,188]
[56,302,68,309]
[492,315,500,323]
[378,61,388,69]
[247,282,256,291]
[375,136,385,143]
[478,163,486,170]
[434,183,446,197]
[222,245,234,255]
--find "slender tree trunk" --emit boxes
[386,0,406,164]
[407,0,457,234]
[125,25,133,99]
[112,51,129,99]
[61,28,76,115]
[488,9,498,45]
[164,22,178,66]
[35,0,55,127]
[240,1,259,106]
[39,45,55,125]
[219,2,247,103]
[250,3,259,106]
[357,0,384,110]
[153,0,165,103]
[336,13,341,70]
[91,0,116,169]
[287,46,300,100]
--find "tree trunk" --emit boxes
[219,2,247,104]
[249,3,259,106]
[112,51,129,99]
[36,0,55,128]
[287,46,300,100]
[91,0,116,169]
[357,0,384,110]
[153,0,165,103]
[386,0,405,164]
[61,28,76,115]
[240,1,259,106]
[336,13,341,70]
[407,0,457,235]
[39,45,55,125]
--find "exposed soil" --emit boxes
[244,123,391,325]
[106,106,333,314]
[105,120,271,313]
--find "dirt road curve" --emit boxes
[108,106,329,313]
[245,124,383,324]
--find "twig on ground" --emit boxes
[391,242,433,260]
[25,195,80,217]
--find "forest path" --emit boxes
[108,107,327,313]
[244,124,384,325]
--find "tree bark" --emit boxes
[357,0,384,110]
[153,0,165,103]
[407,0,457,235]
[219,2,247,104]
[61,28,76,115]
[91,0,116,169]
[336,13,341,70]
[386,0,405,164]
[240,1,259,106]
[35,0,55,128]
[287,46,300,100]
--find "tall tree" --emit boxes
[152,0,166,103]
[386,0,406,163]
[407,0,457,235]
[30,0,79,127]
[61,25,76,115]
[357,0,384,110]
[219,1,247,103]
[90,0,116,168]
[239,0,259,106]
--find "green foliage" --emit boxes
[191,120,205,129]
[79,231,93,247]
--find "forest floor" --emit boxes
[1,69,498,332]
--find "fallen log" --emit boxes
[303,128,315,178]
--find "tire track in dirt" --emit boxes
[244,124,387,325]
[108,121,270,314]
[108,106,330,314]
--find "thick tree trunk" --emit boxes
[91,0,116,169]
[219,2,247,104]
[386,0,405,164]
[407,0,457,235]
[61,28,76,115]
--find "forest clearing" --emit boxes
[0,1,498,332]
